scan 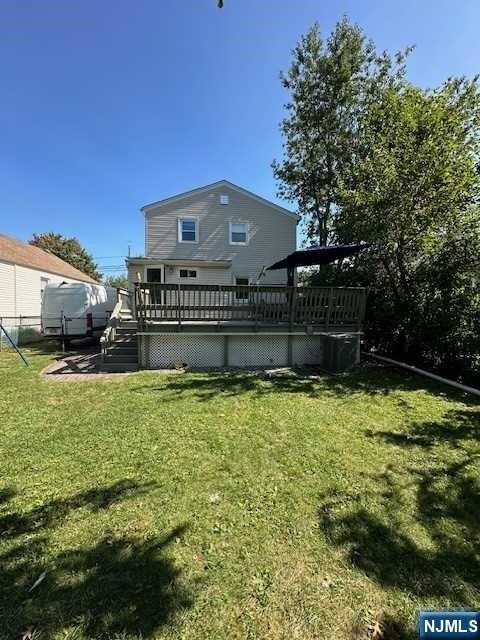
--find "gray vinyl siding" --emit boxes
[127,262,141,291]
[144,185,297,285]
[164,266,231,285]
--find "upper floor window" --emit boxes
[178,217,198,243]
[230,222,248,245]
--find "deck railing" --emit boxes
[134,283,366,331]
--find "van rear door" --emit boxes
[42,284,89,336]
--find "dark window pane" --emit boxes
[231,223,247,244]
[181,219,196,242]
[147,269,162,282]
[188,270,197,278]
[179,269,188,278]
[182,230,196,242]
[235,277,249,300]
[231,232,246,243]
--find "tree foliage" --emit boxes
[30,233,101,281]
[103,274,128,289]
[338,79,480,381]
[277,18,480,383]
[272,17,406,245]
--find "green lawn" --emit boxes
[0,347,479,640]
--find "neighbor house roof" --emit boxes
[0,234,98,284]
[140,180,300,221]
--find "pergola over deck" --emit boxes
[267,243,369,286]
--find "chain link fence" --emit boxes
[0,316,42,348]
[0,314,113,348]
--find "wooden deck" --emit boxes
[134,283,366,332]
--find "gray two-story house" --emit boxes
[102,182,364,372]
[126,180,299,289]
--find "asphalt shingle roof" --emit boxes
[0,234,98,284]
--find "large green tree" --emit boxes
[30,232,101,281]
[337,79,480,376]
[278,18,480,383]
[272,17,406,245]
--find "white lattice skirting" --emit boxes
[140,333,360,371]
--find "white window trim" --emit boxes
[178,217,199,244]
[229,221,249,246]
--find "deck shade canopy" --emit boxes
[267,243,370,285]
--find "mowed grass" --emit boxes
[0,346,479,640]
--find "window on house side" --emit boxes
[40,276,49,300]
[179,218,198,243]
[230,222,248,245]
[180,269,197,278]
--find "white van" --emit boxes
[41,282,117,343]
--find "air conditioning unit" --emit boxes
[322,334,359,374]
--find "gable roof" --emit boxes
[140,180,300,221]
[0,234,98,284]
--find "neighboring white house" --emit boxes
[126,180,299,288]
[0,233,97,343]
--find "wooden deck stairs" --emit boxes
[100,308,139,372]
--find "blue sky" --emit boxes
[1,0,479,275]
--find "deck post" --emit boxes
[223,335,229,367]
[138,333,144,368]
[326,287,334,331]
[358,288,366,331]
[145,335,151,368]
[177,283,182,331]
[288,287,297,332]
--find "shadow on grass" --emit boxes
[131,365,464,403]
[23,337,99,356]
[319,406,480,634]
[0,480,193,638]
[379,614,417,640]
[348,613,415,640]
[0,479,155,539]
[368,406,480,450]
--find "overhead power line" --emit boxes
[93,255,125,259]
